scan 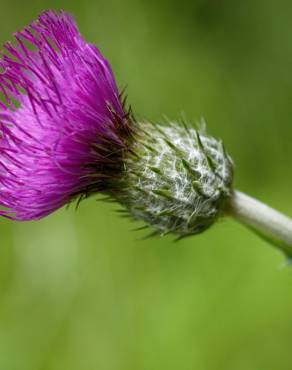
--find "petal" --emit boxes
[0,11,131,220]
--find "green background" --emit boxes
[0,1,292,369]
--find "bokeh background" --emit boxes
[0,1,292,369]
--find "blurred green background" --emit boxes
[1,1,292,369]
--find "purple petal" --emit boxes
[0,10,132,220]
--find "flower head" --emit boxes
[0,11,133,220]
[0,10,233,239]
[1,11,291,260]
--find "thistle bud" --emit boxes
[115,123,234,237]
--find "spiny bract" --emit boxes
[116,122,233,238]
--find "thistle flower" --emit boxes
[1,11,292,258]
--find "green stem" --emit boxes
[227,190,292,257]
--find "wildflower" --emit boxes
[0,10,291,258]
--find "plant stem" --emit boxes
[226,190,292,257]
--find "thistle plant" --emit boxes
[0,11,291,258]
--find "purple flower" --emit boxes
[0,10,133,220]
